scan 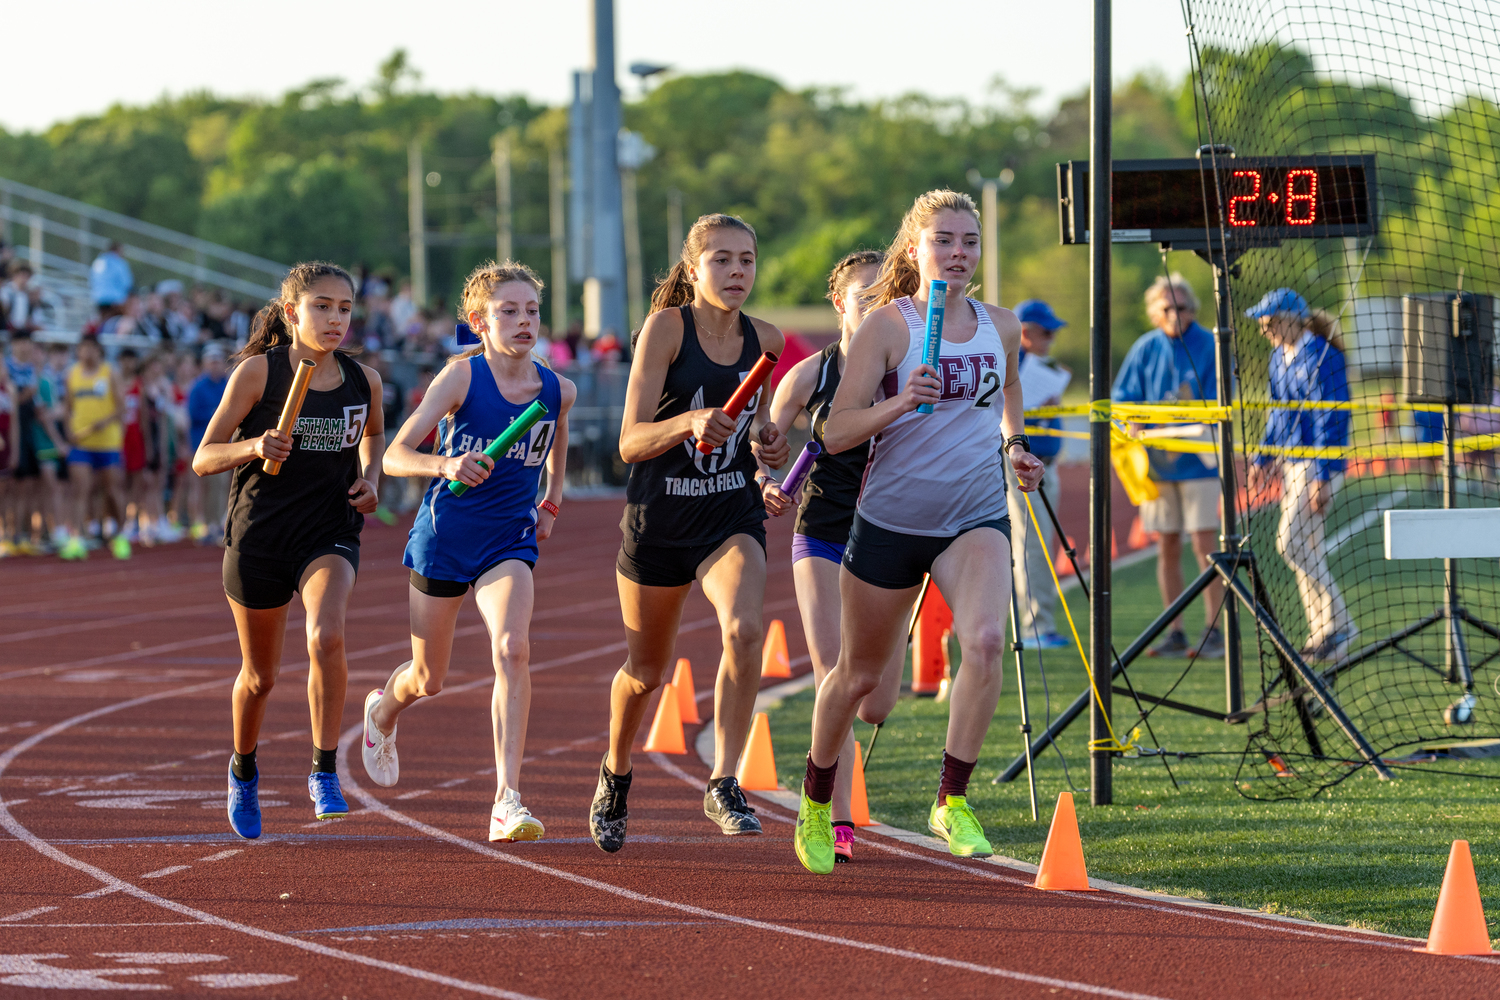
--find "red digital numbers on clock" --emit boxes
[1226,168,1320,227]
[1285,168,1317,225]
[1228,170,1261,227]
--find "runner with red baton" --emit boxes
[695,351,778,454]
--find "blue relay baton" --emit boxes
[917,279,948,415]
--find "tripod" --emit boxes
[998,244,1394,783]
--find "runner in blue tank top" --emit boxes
[360,261,575,843]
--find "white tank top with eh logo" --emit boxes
[856,296,1009,536]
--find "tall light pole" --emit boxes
[618,130,657,332]
[493,133,512,262]
[967,167,1016,306]
[549,147,568,335]
[667,188,684,261]
[587,0,627,340]
[408,139,427,307]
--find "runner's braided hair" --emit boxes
[239,261,357,361]
[868,190,981,308]
[826,250,885,303]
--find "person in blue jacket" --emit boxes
[1113,274,1224,658]
[1245,288,1357,661]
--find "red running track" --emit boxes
[0,504,1493,998]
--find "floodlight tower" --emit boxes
[576,0,627,341]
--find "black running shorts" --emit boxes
[616,524,767,589]
[223,537,361,610]
[842,513,1011,590]
[409,560,535,599]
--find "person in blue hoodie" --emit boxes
[1245,288,1357,661]
[1113,274,1224,658]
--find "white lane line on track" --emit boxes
[140,865,192,879]
[0,921,204,928]
[336,728,1172,1000]
[0,677,547,1000]
[0,602,227,646]
[74,886,122,899]
[0,906,58,921]
[198,850,242,862]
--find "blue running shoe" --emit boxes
[308,771,348,820]
[227,762,261,840]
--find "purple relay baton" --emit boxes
[779,441,823,497]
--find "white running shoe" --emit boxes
[361,689,399,787]
[489,789,544,842]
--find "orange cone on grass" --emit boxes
[643,682,686,754]
[911,585,953,694]
[1418,840,1495,955]
[850,740,873,827]
[1128,515,1151,551]
[736,711,779,790]
[1033,791,1096,891]
[762,619,792,678]
[671,658,701,724]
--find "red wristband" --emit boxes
[539,499,560,518]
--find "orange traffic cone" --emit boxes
[850,740,873,827]
[736,711,779,790]
[911,585,952,695]
[1056,537,1077,578]
[643,682,686,754]
[762,619,792,678]
[1128,515,1151,551]
[1034,791,1096,891]
[672,658,701,725]
[1418,840,1495,955]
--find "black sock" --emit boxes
[832,820,855,831]
[603,758,632,784]
[708,775,735,790]
[232,747,257,782]
[803,754,839,804]
[312,746,337,774]
[937,751,978,802]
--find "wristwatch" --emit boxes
[1004,434,1032,456]
[755,472,773,489]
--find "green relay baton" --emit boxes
[447,399,549,498]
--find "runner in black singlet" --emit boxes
[590,213,789,853]
[762,250,902,863]
[193,262,385,840]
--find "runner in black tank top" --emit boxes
[762,250,901,863]
[590,213,789,854]
[193,263,386,841]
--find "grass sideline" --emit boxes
[762,548,1500,941]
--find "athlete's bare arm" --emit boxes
[192,355,279,476]
[822,305,940,454]
[348,364,385,513]
[746,316,790,470]
[537,375,577,541]
[760,351,822,517]
[986,303,1044,492]
[383,359,493,486]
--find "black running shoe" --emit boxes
[589,756,630,853]
[703,775,762,836]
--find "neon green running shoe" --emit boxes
[110,535,132,560]
[794,788,836,874]
[928,795,993,858]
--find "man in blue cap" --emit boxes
[1008,299,1072,649]
[1113,274,1225,659]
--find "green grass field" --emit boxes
[762,526,1500,940]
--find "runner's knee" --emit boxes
[493,632,530,674]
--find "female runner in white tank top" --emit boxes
[792,190,1044,874]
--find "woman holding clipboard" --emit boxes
[792,190,1044,874]
[193,262,385,839]
[590,213,789,853]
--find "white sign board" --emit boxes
[1384,508,1500,559]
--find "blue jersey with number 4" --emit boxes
[404,356,560,583]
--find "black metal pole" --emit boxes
[1008,550,1039,821]
[1088,0,1113,806]
[1210,252,1244,717]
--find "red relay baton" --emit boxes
[696,351,779,455]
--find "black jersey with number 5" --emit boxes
[620,306,766,548]
[225,346,371,556]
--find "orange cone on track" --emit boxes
[911,585,952,694]
[1128,515,1151,551]
[1034,792,1096,891]
[644,683,686,754]
[850,741,873,827]
[1417,840,1495,955]
[736,711,779,790]
[672,658,701,725]
[762,619,791,678]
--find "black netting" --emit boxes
[1170,0,1500,796]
